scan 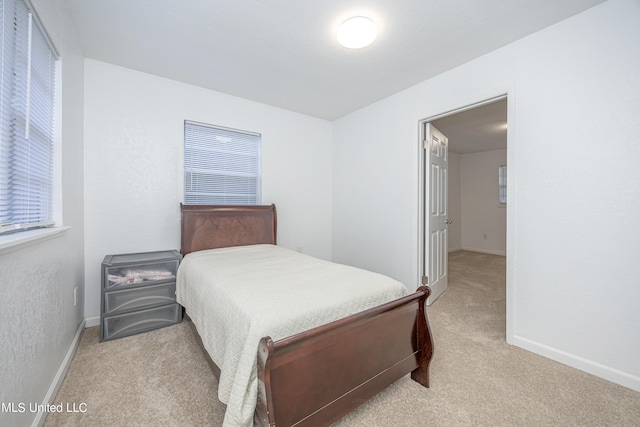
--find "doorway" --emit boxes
[419,96,508,307]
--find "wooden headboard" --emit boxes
[180,204,277,256]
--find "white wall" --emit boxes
[0,1,85,426]
[461,149,507,255]
[447,151,462,252]
[83,61,333,321]
[333,0,640,392]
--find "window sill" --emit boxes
[0,226,71,255]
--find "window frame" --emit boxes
[498,165,507,205]
[0,0,60,236]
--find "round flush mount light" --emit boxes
[337,16,377,49]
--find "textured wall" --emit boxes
[0,238,82,425]
[461,149,507,255]
[447,151,462,251]
[82,61,333,322]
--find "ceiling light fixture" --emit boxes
[337,16,377,49]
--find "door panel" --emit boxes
[424,123,449,304]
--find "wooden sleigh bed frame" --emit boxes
[180,204,434,427]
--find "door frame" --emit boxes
[418,93,510,315]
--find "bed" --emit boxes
[177,204,433,427]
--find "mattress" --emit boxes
[176,244,408,427]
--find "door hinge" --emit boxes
[421,275,429,285]
[423,139,429,150]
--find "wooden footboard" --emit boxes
[255,286,433,427]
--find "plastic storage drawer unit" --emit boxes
[100,250,182,341]
[103,282,177,314]
[103,304,182,341]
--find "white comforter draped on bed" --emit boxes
[176,244,408,427]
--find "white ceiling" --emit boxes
[432,98,507,154]
[63,0,604,121]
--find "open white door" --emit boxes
[423,123,449,305]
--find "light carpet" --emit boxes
[45,251,640,426]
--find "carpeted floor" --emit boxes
[45,250,640,426]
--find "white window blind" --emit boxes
[0,0,58,234]
[184,121,261,205]
[498,165,507,204]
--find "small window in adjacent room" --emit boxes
[0,0,59,235]
[498,165,507,205]
[184,121,262,205]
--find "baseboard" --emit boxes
[31,319,86,427]
[460,246,506,256]
[85,315,100,328]
[513,335,640,393]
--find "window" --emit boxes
[184,121,261,205]
[0,0,58,234]
[498,165,507,205]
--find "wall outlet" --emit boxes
[74,287,78,306]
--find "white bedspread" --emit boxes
[176,244,408,427]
